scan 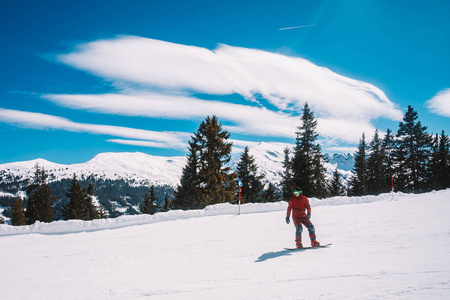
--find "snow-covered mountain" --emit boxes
[0,152,186,187]
[230,142,354,186]
[0,143,354,189]
[324,152,355,171]
[0,143,355,221]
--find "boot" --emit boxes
[296,241,303,249]
[311,240,320,247]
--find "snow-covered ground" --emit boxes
[1,189,449,299]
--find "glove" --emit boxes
[285,216,290,224]
[307,212,311,219]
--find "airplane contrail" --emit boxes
[278,24,316,31]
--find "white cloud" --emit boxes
[57,36,403,123]
[0,108,189,149]
[317,118,376,144]
[45,92,376,143]
[46,35,408,150]
[426,88,450,117]
[45,93,298,138]
[107,139,175,149]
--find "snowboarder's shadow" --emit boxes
[255,249,294,262]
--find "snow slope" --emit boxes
[1,189,449,299]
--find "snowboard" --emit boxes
[284,243,332,251]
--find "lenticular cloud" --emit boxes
[57,36,403,122]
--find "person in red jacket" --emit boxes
[286,188,320,248]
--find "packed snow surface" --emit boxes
[1,190,449,299]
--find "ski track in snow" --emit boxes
[0,189,449,299]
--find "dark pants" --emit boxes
[293,217,316,242]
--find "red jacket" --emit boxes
[286,195,311,218]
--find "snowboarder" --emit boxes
[286,188,320,248]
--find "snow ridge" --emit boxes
[0,152,186,187]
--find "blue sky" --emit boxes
[1,0,449,164]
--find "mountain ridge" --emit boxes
[1,143,355,188]
[0,143,354,188]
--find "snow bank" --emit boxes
[1,190,447,237]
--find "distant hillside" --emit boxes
[0,143,354,222]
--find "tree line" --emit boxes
[10,165,170,226]
[174,104,449,209]
[349,105,450,195]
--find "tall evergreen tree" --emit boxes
[292,102,326,197]
[367,129,386,195]
[394,106,432,193]
[62,174,86,220]
[310,143,328,198]
[62,176,99,221]
[141,185,157,215]
[382,128,396,192]
[173,138,202,209]
[11,196,27,226]
[281,147,294,200]
[236,146,265,203]
[329,168,345,197]
[84,182,99,221]
[197,116,237,206]
[349,133,368,196]
[430,131,450,190]
[25,164,56,224]
[261,182,281,202]
[163,194,171,212]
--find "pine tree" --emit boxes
[281,147,294,200]
[236,147,265,203]
[394,106,432,193]
[84,182,99,220]
[97,202,107,219]
[163,194,171,212]
[382,129,395,192]
[329,168,345,197]
[292,103,326,197]
[310,143,328,198]
[11,196,26,226]
[173,138,202,209]
[141,185,157,215]
[262,182,281,202]
[25,164,56,224]
[430,131,450,190]
[141,191,151,214]
[367,129,386,195]
[197,116,237,206]
[62,174,86,220]
[349,133,368,196]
